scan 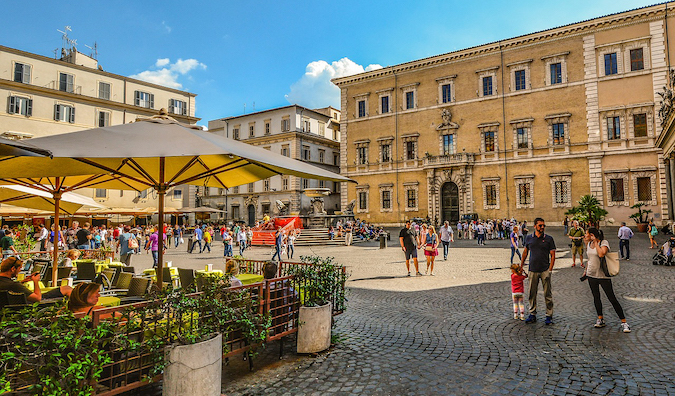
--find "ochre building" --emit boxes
[333,4,675,226]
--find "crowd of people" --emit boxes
[332,219,386,245]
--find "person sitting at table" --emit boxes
[225,259,243,287]
[0,257,73,302]
[66,282,119,319]
[60,249,80,276]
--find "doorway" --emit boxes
[247,205,256,226]
[441,182,460,224]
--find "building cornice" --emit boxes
[242,131,339,148]
[332,3,673,87]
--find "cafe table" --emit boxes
[25,281,56,294]
[195,269,224,277]
[235,273,264,285]
[97,296,120,307]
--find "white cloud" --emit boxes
[286,57,383,108]
[162,21,172,34]
[130,58,207,89]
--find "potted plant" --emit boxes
[629,202,652,233]
[285,256,348,354]
[565,194,608,228]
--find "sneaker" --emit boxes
[514,313,519,320]
[520,315,525,320]
[625,258,630,261]
[594,318,606,328]
[407,272,411,277]
[416,272,423,276]
[430,273,435,276]
[544,316,554,325]
[621,322,631,333]
[525,314,537,324]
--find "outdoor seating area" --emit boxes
[0,258,347,395]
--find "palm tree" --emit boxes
[565,195,608,228]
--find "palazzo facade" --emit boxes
[333,4,675,226]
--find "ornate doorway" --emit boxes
[441,182,460,223]
[247,204,256,226]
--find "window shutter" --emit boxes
[168,99,174,113]
[26,99,32,117]
[24,65,31,84]
[182,102,187,115]
[70,106,75,123]
[134,91,139,106]
[8,96,16,114]
[54,104,61,121]
[149,94,154,109]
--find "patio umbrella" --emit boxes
[0,185,103,215]
[0,109,352,286]
[0,136,52,158]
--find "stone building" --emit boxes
[0,44,200,221]
[333,4,675,226]
[206,105,341,224]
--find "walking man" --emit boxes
[520,217,556,325]
[439,221,454,260]
[399,220,421,276]
[272,227,283,261]
[568,220,585,267]
[618,222,634,260]
[190,226,203,253]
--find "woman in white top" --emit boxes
[237,229,247,256]
[583,227,631,333]
[287,230,296,260]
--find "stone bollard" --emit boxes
[379,234,387,249]
[297,303,332,354]
[163,333,222,396]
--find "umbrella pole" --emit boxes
[157,157,165,289]
[52,187,62,287]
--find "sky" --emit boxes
[3,0,661,127]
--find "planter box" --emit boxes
[297,303,331,353]
[163,333,222,396]
[637,223,649,233]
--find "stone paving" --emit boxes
[123,227,675,395]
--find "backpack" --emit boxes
[128,234,139,249]
[650,225,658,236]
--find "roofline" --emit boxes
[0,45,197,97]
[212,104,333,122]
[332,2,673,86]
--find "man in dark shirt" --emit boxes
[520,217,556,325]
[399,220,420,276]
[0,257,72,302]
[76,222,92,249]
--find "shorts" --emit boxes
[405,247,418,260]
[571,244,584,256]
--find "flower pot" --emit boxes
[297,302,332,354]
[637,223,649,233]
[163,333,222,396]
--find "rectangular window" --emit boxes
[405,141,416,160]
[554,181,568,204]
[358,100,366,118]
[303,119,310,132]
[98,82,111,100]
[637,177,652,201]
[633,114,647,137]
[334,182,341,193]
[358,192,367,210]
[441,84,452,103]
[485,185,497,206]
[550,63,562,84]
[405,91,414,109]
[482,76,493,96]
[552,123,565,145]
[319,180,325,188]
[516,127,528,149]
[233,128,240,140]
[319,123,325,135]
[302,145,310,161]
[265,122,270,135]
[232,206,239,220]
[134,91,154,108]
[381,96,389,113]
[514,70,526,91]
[263,179,270,192]
[607,116,621,140]
[14,63,31,84]
[233,186,239,194]
[59,73,74,93]
[54,104,75,123]
[406,189,416,208]
[484,131,495,152]
[98,111,110,127]
[333,153,340,166]
[249,125,255,137]
[630,48,644,71]
[169,99,187,115]
[173,189,182,199]
[604,53,618,76]
[442,134,454,155]
[281,146,289,157]
[382,190,391,209]
[7,96,32,117]
[357,146,367,165]
[610,178,624,202]
[95,189,107,198]
[282,177,289,190]
[248,183,254,193]
[319,150,325,163]
[382,144,391,162]
[302,178,309,189]
[281,119,290,131]
[518,183,531,205]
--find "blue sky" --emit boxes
[4,0,660,126]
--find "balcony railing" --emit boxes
[423,153,475,166]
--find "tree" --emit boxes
[565,195,608,228]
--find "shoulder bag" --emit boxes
[599,242,620,276]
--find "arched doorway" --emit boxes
[247,204,256,226]
[441,182,460,224]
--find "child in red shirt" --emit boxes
[510,263,528,320]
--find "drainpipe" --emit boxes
[499,41,511,218]
[394,71,401,223]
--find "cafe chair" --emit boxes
[162,267,179,289]
[99,272,133,296]
[121,266,135,273]
[57,267,74,282]
[178,268,195,290]
[76,262,97,282]
[118,277,151,304]
[6,291,28,306]
[0,290,27,310]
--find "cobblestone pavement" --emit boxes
[124,227,675,395]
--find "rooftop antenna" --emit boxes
[84,42,98,60]
[52,48,58,59]
[243,103,246,114]
[57,26,77,55]
[252,101,255,112]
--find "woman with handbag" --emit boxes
[583,228,631,333]
[423,226,439,276]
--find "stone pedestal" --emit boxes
[297,303,332,353]
[163,333,222,396]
